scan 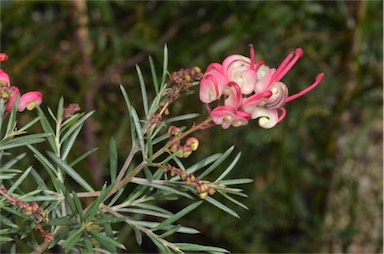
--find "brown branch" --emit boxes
[68,0,103,186]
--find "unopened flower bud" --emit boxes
[208,187,216,196]
[176,146,184,158]
[185,137,199,151]
[193,66,201,74]
[180,171,187,180]
[199,192,208,199]
[198,182,209,194]
[182,146,192,158]
[0,53,8,63]
[189,174,197,183]
[23,206,33,216]
[31,202,39,212]
[168,126,181,137]
[170,143,179,153]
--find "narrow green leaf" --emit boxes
[161,44,169,87]
[171,153,221,181]
[7,166,32,195]
[152,201,202,231]
[89,230,126,251]
[5,96,19,135]
[198,146,235,180]
[218,178,253,186]
[28,145,59,186]
[83,234,95,254]
[135,203,173,216]
[204,196,239,218]
[0,206,27,219]
[219,191,248,210]
[136,64,149,117]
[107,187,125,207]
[149,55,159,94]
[72,192,84,219]
[36,106,57,154]
[175,243,229,253]
[0,134,49,151]
[133,221,199,234]
[63,227,84,252]
[56,97,64,121]
[31,169,49,191]
[47,216,73,226]
[109,138,117,182]
[18,116,41,132]
[158,225,182,238]
[116,208,170,219]
[1,153,26,169]
[93,216,128,225]
[143,166,153,183]
[0,236,14,243]
[120,85,137,145]
[133,225,143,245]
[130,108,146,158]
[133,181,192,199]
[61,111,94,145]
[61,125,83,161]
[48,152,95,192]
[148,235,172,254]
[84,184,114,220]
[146,130,153,161]
[69,147,98,168]
[163,113,200,125]
[0,215,18,228]
[56,181,76,215]
[215,152,241,182]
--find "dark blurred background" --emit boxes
[1,1,382,253]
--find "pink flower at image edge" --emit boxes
[0,53,43,114]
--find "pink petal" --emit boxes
[0,69,10,87]
[5,86,20,112]
[248,107,279,129]
[199,68,228,103]
[210,106,237,129]
[18,91,43,112]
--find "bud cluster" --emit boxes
[0,187,53,243]
[162,166,215,199]
[167,66,203,103]
[168,125,199,158]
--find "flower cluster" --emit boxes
[0,53,43,116]
[168,125,199,158]
[199,45,324,129]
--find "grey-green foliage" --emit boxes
[0,47,250,253]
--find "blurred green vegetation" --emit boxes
[1,1,382,253]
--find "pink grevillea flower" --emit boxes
[199,45,324,129]
[0,53,43,114]
[210,106,251,129]
[199,63,228,103]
